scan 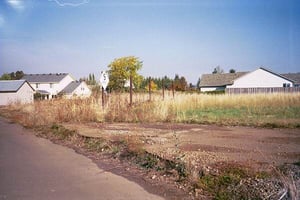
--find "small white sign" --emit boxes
[100,71,109,90]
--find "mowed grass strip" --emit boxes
[179,106,300,127]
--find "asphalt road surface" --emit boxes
[0,118,164,200]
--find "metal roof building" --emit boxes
[22,73,69,83]
[0,80,34,105]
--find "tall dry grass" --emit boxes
[103,92,300,127]
[1,92,299,127]
[1,98,103,127]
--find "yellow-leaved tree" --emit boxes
[145,80,158,91]
[108,56,143,91]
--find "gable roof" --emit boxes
[258,67,295,83]
[0,80,34,93]
[199,72,248,87]
[280,73,300,85]
[22,73,69,83]
[60,81,82,94]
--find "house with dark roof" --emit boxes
[199,68,297,92]
[281,73,300,87]
[59,81,91,99]
[0,80,34,105]
[199,72,248,92]
[22,73,74,99]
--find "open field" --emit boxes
[1,92,300,128]
[0,92,300,199]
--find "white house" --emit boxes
[199,67,297,92]
[22,73,74,99]
[227,68,294,88]
[0,80,34,105]
[199,72,247,92]
[59,81,91,99]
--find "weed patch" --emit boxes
[84,138,111,152]
[51,124,75,139]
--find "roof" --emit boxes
[22,73,69,83]
[280,73,300,85]
[0,80,34,92]
[60,81,82,94]
[36,90,50,95]
[199,72,248,87]
[258,67,295,83]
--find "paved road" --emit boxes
[0,118,164,200]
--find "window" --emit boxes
[50,83,53,88]
[36,83,39,88]
[283,83,291,88]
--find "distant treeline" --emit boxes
[0,71,25,80]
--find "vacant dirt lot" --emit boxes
[63,122,300,169]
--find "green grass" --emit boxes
[179,106,300,127]
[51,124,75,139]
[195,165,266,200]
[84,138,111,152]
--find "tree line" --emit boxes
[0,71,24,80]
[0,58,236,92]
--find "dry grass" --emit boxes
[1,93,299,199]
[1,92,299,128]
[0,98,102,127]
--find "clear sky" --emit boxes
[0,0,299,84]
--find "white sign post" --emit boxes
[100,71,109,109]
[100,71,109,91]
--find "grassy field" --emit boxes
[1,92,299,199]
[1,92,300,128]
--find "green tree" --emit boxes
[229,69,236,73]
[212,66,224,74]
[0,73,12,80]
[108,56,143,91]
[0,71,24,80]
[162,76,173,90]
[196,77,201,89]
[84,73,97,85]
[173,74,188,91]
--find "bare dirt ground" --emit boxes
[60,122,300,199]
[63,122,300,168]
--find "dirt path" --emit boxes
[64,122,300,169]
[0,118,164,200]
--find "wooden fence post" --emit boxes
[162,79,165,100]
[102,86,105,109]
[148,77,151,101]
[172,81,175,98]
[129,74,133,107]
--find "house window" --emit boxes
[36,83,39,88]
[283,83,290,88]
[50,83,53,88]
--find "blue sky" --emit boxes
[0,0,299,84]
